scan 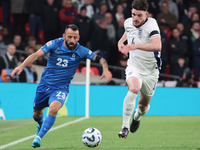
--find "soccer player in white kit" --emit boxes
[118,0,162,138]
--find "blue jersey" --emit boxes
[39,38,95,89]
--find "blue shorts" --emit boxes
[33,84,69,110]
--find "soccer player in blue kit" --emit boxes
[11,24,112,148]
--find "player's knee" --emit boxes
[33,112,41,119]
[49,107,59,116]
[129,87,140,94]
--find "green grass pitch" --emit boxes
[0,116,200,150]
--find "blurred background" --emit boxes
[0,0,200,87]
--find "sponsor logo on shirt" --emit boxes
[55,50,63,53]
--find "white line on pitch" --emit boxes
[0,117,88,149]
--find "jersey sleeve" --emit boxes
[41,40,56,54]
[79,46,96,60]
[148,19,160,39]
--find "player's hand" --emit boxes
[100,69,112,82]
[121,44,133,57]
[11,66,23,77]
[118,42,125,53]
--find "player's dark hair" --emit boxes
[65,24,79,32]
[132,0,148,11]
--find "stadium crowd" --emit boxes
[0,0,200,87]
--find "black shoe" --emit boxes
[130,116,140,133]
[118,127,129,138]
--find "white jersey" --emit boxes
[124,17,161,75]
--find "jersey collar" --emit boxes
[134,18,148,28]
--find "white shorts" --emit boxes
[125,66,159,98]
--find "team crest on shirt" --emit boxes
[46,41,52,46]
[138,29,142,38]
[71,53,76,60]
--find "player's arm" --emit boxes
[92,55,112,82]
[121,30,162,56]
[131,37,161,52]
[118,32,127,53]
[11,49,45,76]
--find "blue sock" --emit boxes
[38,115,56,139]
[34,114,43,126]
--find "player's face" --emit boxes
[131,9,148,27]
[63,28,80,50]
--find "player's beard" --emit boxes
[133,19,145,28]
[65,41,76,50]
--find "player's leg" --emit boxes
[32,89,48,148]
[32,100,63,148]
[35,89,67,139]
[118,76,141,138]
[130,70,158,133]
[134,93,151,120]
[33,109,45,125]
[33,108,45,135]
[32,87,67,148]
[37,100,62,138]
[32,85,50,137]
[130,93,151,133]
[123,76,140,128]
[32,108,45,148]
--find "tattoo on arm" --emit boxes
[99,58,108,69]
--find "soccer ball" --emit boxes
[82,127,102,147]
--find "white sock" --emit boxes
[122,91,138,128]
[134,105,150,121]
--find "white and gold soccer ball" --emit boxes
[82,127,102,147]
